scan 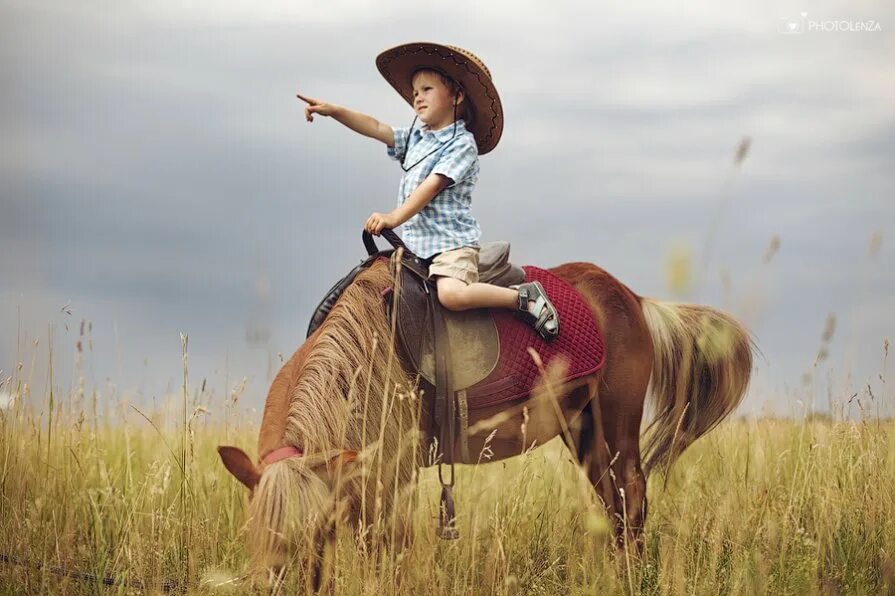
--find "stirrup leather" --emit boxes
[512,281,560,340]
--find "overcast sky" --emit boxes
[2,0,893,418]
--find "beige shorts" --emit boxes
[428,246,480,285]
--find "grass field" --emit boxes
[0,318,892,596]
[2,372,893,595]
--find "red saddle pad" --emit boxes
[466,266,606,409]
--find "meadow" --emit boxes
[1,348,893,596]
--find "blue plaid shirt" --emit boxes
[387,118,482,259]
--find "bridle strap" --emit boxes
[263,446,304,465]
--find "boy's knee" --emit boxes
[436,279,467,310]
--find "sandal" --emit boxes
[511,281,560,341]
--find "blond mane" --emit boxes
[282,258,414,454]
[247,257,420,566]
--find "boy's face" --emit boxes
[411,71,462,130]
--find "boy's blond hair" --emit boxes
[411,68,475,128]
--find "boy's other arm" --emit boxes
[365,174,451,235]
[391,174,451,226]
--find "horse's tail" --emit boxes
[639,298,754,475]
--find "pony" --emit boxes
[218,255,754,582]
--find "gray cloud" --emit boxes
[2,0,893,416]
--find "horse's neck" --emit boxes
[258,337,317,458]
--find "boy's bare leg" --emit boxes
[435,276,518,311]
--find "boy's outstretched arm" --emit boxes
[297,93,394,146]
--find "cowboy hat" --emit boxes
[376,42,503,155]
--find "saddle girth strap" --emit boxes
[430,289,459,540]
[430,290,454,465]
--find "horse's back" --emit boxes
[549,261,646,338]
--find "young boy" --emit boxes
[297,42,559,340]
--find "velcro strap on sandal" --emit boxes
[516,284,531,312]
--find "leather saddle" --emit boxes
[308,235,524,384]
[386,241,523,392]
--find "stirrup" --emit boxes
[511,281,560,341]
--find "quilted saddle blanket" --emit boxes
[463,265,606,409]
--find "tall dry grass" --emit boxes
[1,335,893,594]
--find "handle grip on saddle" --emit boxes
[362,228,407,256]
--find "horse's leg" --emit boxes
[598,386,648,553]
[571,377,649,553]
[566,298,652,553]
[562,380,617,517]
[308,517,337,593]
[593,306,652,552]
[348,454,418,589]
[383,476,417,551]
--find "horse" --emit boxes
[217,254,754,582]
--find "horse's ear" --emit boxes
[217,445,261,490]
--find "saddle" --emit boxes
[308,231,524,540]
[307,234,525,429]
[386,242,524,392]
[309,232,524,420]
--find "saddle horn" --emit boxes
[362,229,408,256]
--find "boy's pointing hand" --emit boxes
[296,93,336,122]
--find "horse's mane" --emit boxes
[248,257,419,566]
[281,256,416,456]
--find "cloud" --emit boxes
[1,0,893,411]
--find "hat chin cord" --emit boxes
[400,99,460,173]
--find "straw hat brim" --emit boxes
[376,42,503,155]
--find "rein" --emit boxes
[0,552,183,592]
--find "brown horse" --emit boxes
[218,256,754,576]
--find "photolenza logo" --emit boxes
[779,12,882,34]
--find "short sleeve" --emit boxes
[387,126,410,162]
[431,135,478,187]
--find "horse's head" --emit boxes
[217,443,360,578]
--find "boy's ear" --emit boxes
[454,89,465,106]
[217,445,261,490]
